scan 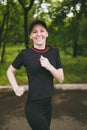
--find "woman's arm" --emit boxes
[7,65,25,96]
[40,55,64,83]
[47,66,64,83]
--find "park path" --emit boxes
[0,84,87,130]
[0,83,87,90]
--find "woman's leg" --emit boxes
[25,98,52,130]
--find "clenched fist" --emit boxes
[40,55,52,71]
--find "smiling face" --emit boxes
[30,24,48,49]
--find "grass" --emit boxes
[0,44,28,86]
[0,45,87,86]
[61,52,87,83]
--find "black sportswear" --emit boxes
[12,46,62,100]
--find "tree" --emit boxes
[17,0,35,48]
[0,0,35,62]
[0,0,9,62]
[47,0,87,57]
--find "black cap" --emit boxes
[29,20,48,34]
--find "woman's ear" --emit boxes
[30,35,32,39]
[46,32,48,37]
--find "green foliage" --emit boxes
[47,0,87,57]
[61,52,87,83]
[0,45,87,86]
[0,44,27,86]
[0,0,87,60]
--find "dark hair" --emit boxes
[29,20,48,34]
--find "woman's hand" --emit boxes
[13,86,25,97]
[7,65,25,97]
[40,55,52,70]
[40,55,64,83]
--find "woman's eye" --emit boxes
[32,29,45,33]
[32,31,37,33]
[41,30,45,32]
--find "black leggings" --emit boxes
[25,98,52,130]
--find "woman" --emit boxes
[7,20,64,130]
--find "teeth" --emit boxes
[37,39,42,41]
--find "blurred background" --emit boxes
[0,1,87,130]
[0,0,87,86]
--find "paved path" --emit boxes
[0,84,87,130]
[0,83,87,90]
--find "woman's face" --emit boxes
[30,24,48,48]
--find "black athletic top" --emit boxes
[12,45,62,100]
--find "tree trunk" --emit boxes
[0,1,9,62]
[0,13,7,53]
[24,9,29,48]
[18,0,35,48]
[1,42,6,62]
[72,38,78,57]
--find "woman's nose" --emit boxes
[37,31,41,36]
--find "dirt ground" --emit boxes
[0,88,87,130]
